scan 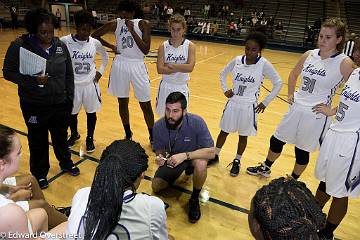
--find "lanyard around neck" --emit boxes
[168,125,182,155]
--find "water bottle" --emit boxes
[200,186,210,204]
[79,145,84,157]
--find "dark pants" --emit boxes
[57,17,61,28]
[20,101,74,180]
[154,160,192,184]
[11,16,17,29]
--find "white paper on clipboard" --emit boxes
[19,47,47,76]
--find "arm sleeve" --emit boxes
[220,58,236,92]
[2,41,39,87]
[94,39,109,75]
[62,43,75,103]
[195,116,214,148]
[150,197,168,240]
[261,60,283,106]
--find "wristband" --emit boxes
[186,152,191,161]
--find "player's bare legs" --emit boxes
[118,97,131,139]
[266,149,282,163]
[246,136,284,177]
[327,198,348,231]
[318,196,348,239]
[215,130,229,150]
[15,174,44,200]
[227,135,248,176]
[118,97,130,125]
[208,130,228,166]
[315,182,331,208]
[292,162,308,177]
[15,175,67,228]
[237,135,247,156]
[139,101,154,142]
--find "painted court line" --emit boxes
[195,52,225,65]
[48,158,87,184]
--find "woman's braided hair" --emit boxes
[253,177,326,240]
[83,139,149,239]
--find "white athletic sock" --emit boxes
[235,154,242,161]
[215,147,221,155]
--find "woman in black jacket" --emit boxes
[2,8,80,189]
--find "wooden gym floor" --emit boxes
[0,28,359,239]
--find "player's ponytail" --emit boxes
[322,17,346,52]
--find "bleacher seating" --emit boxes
[5,0,352,50]
[0,1,10,24]
[344,0,360,35]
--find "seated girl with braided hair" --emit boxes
[66,139,169,239]
[248,177,326,240]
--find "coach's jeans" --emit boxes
[20,100,74,180]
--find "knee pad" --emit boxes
[269,136,285,153]
[86,112,97,121]
[318,181,326,192]
[295,147,310,165]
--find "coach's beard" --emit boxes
[165,115,184,130]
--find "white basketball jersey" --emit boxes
[331,68,360,132]
[61,35,99,85]
[295,49,347,106]
[162,39,190,84]
[67,187,168,240]
[229,55,266,102]
[115,18,144,60]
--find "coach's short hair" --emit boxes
[165,92,187,110]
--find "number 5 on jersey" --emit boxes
[336,102,349,121]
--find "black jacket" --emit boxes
[2,34,74,106]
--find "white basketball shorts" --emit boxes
[315,129,360,198]
[72,82,101,114]
[220,98,257,136]
[108,55,151,102]
[274,102,330,152]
